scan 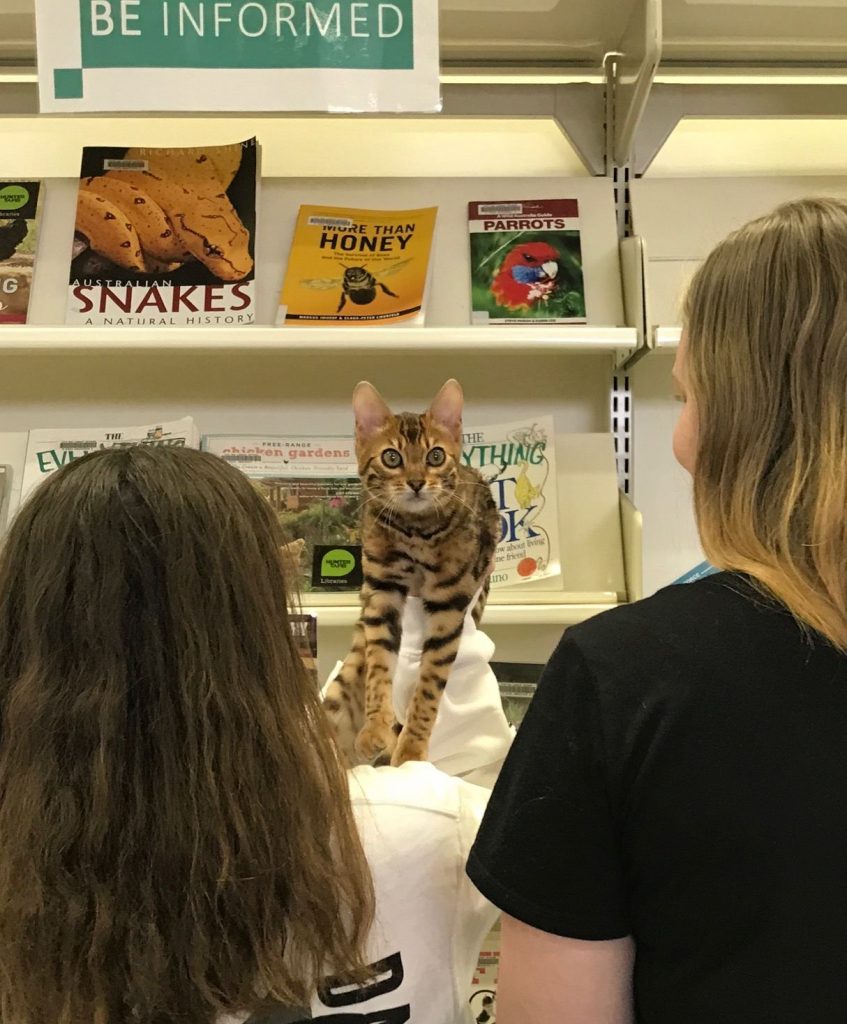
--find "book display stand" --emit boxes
[1,0,844,677]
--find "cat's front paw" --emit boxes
[390,730,429,767]
[355,720,398,764]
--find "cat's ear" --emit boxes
[353,381,392,442]
[428,378,464,443]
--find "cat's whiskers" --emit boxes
[447,488,484,523]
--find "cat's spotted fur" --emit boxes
[324,379,499,768]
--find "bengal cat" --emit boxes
[324,378,499,768]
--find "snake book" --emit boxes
[468,198,586,324]
[66,139,258,326]
[277,204,437,326]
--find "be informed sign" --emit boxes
[36,0,440,112]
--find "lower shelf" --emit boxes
[300,592,622,628]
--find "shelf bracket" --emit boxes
[442,81,606,177]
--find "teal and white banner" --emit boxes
[36,0,439,112]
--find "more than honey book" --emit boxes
[66,139,258,326]
[277,204,437,326]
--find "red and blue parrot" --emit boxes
[491,240,560,311]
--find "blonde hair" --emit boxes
[0,446,374,1024]
[685,196,847,649]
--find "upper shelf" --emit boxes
[4,0,843,67]
[0,324,638,355]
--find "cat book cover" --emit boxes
[0,180,43,325]
[463,415,560,587]
[277,205,437,326]
[468,199,586,324]
[66,139,258,326]
[202,434,362,593]
[20,417,200,507]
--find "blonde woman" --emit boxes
[0,445,503,1024]
[468,197,847,1023]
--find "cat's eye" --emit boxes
[426,447,446,467]
[381,448,403,468]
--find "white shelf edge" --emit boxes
[654,325,681,350]
[301,596,622,628]
[0,324,638,354]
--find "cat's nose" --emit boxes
[408,480,425,493]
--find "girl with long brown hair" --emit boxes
[469,197,847,1023]
[0,444,497,1024]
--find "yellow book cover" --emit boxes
[277,205,437,326]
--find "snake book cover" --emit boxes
[468,198,586,324]
[277,204,437,326]
[66,139,258,326]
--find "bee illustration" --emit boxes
[299,258,413,313]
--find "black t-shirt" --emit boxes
[468,572,847,1023]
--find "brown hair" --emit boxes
[0,446,374,1023]
[684,196,847,648]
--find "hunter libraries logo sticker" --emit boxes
[51,0,414,101]
[312,544,363,590]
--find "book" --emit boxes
[463,415,560,587]
[66,140,259,326]
[277,205,437,326]
[0,465,10,533]
[290,613,319,687]
[468,199,586,324]
[202,435,362,593]
[0,180,43,325]
[20,417,200,507]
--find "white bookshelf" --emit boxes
[303,594,621,628]
[1,155,639,678]
[0,324,637,355]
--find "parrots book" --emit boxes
[468,199,586,324]
[277,205,437,326]
[201,434,362,593]
[66,139,258,326]
[462,415,560,587]
[0,180,43,325]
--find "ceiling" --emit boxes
[3,0,846,66]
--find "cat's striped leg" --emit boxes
[355,585,406,764]
[391,578,474,767]
[323,621,366,767]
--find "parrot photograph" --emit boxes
[469,222,586,323]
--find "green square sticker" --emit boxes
[54,68,83,100]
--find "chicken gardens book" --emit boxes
[277,205,437,326]
[66,139,258,326]
[468,199,586,324]
[463,415,560,587]
[20,417,200,507]
[202,435,363,593]
[0,180,43,325]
